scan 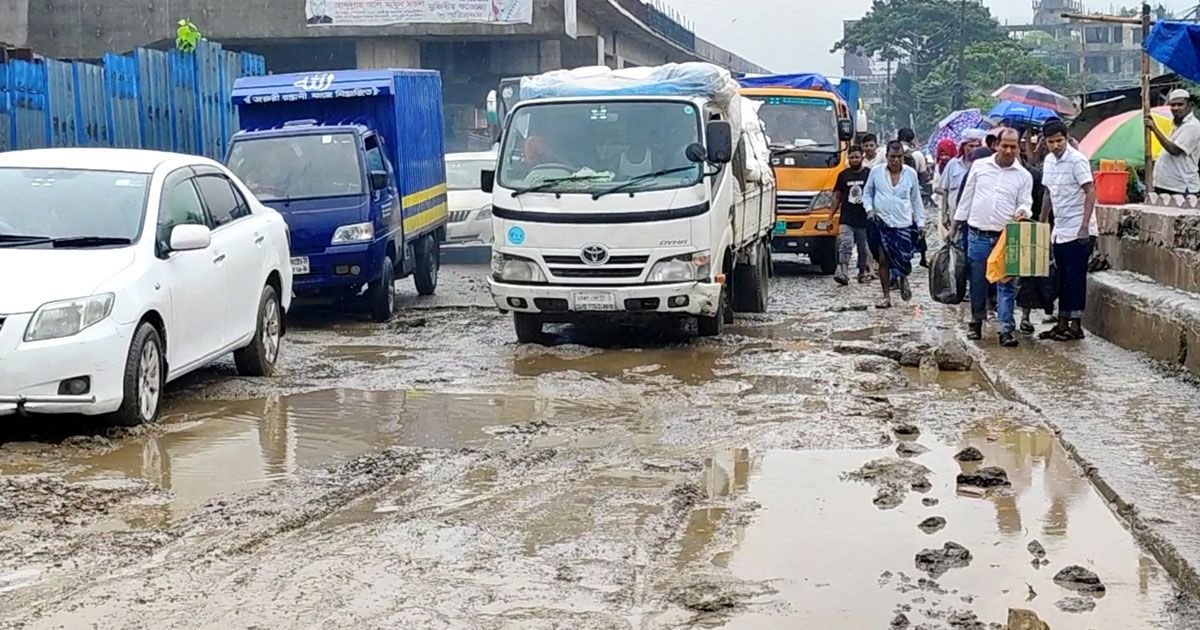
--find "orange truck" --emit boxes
[738,74,859,274]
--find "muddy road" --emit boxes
[2,257,1197,628]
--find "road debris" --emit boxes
[954,446,985,462]
[918,516,947,534]
[915,542,973,578]
[1053,565,1106,594]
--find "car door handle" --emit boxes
[213,253,226,264]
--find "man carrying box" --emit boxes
[949,128,1034,348]
[1039,120,1097,341]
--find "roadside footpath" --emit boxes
[961,307,1200,600]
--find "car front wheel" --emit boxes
[235,284,283,377]
[111,322,165,427]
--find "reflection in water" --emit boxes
[513,345,723,385]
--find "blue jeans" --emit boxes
[967,229,1016,334]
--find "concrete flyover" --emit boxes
[2,0,768,150]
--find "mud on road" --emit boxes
[2,260,1198,628]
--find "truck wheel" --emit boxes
[514,312,546,344]
[814,241,838,275]
[732,246,770,314]
[110,322,164,427]
[234,284,283,377]
[414,234,440,296]
[368,256,396,322]
[697,284,728,337]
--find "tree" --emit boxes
[834,0,1008,129]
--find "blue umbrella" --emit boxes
[987,100,1059,126]
[926,109,985,155]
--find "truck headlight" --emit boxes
[331,222,374,244]
[809,191,835,211]
[494,254,546,283]
[24,293,115,342]
[648,252,710,283]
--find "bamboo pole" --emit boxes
[1142,3,1153,191]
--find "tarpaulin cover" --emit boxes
[740,97,774,185]
[1145,21,1200,83]
[520,63,741,110]
[737,73,846,102]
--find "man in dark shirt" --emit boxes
[833,145,873,285]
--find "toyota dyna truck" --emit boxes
[738,74,857,274]
[226,70,448,321]
[483,63,777,342]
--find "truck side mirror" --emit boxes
[685,143,707,163]
[369,171,390,191]
[705,121,733,164]
[481,169,495,193]
[838,118,854,141]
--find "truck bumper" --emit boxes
[291,242,387,296]
[772,235,834,254]
[488,280,722,318]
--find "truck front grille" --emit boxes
[551,267,643,279]
[777,192,814,214]
[448,210,472,224]
[543,254,649,266]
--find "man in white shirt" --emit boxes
[1147,89,1200,195]
[1039,120,1097,342]
[898,128,928,176]
[950,128,1034,348]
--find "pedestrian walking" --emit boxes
[1016,143,1055,334]
[938,129,985,232]
[1038,120,1096,341]
[950,128,1034,347]
[863,141,925,309]
[1146,89,1200,195]
[862,133,885,167]
[833,145,873,286]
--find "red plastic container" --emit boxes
[1094,170,1129,205]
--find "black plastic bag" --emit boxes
[929,243,967,305]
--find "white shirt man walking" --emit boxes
[1147,89,1200,195]
[950,128,1034,348]
[1039,120,1097,342]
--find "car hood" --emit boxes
[448,190,492,212]
[0,248,137,314]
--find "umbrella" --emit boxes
[925,109,985,155]
[992,84,1078,116]
[987,101,1059,126]
[1079,106,1172,168]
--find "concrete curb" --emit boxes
[957,331,1200,601]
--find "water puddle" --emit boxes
[679,422,1182,627]
[831,324,900,341]
[514,346,723,384]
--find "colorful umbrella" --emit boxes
[926,109,985,155]
[992,84,1078,116]
[1079,106,1172,168]
[987,101,1059,126]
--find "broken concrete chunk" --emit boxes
[893,423,921,437]
[1026,540,1046,560]
[915,542,973,578]
[1007,608,1050,630]
[918,516,947,534]
[956,466,1011,489]
[896,442,930,458]
[922,497,939,507]
[844,457,933,511]
[934,339,974,371]
[890,612,910,628]
[953,447,985,462]
[1053,565,1106,594]
[1055,595,1098,613]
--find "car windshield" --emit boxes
[227,133,364,201]
[0,168,149,243]
[497,101,703,195]
[749,95,839,152]
[446,158,495,191]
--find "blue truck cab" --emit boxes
[227,69,448,321]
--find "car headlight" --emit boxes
[648,252,710,283]
[477,204,493,221]
[24,293,115,342]
[809,190,835,211]
[494,254,547,283]
[331,222,374,244]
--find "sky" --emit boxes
[682,0,1200,75]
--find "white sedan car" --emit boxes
[445,151,496,247]
[0,149,293,426]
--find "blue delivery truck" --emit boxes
[226,69,448,321]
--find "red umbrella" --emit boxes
[991,84,1078,117]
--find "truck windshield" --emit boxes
[498,101,703,195]
[0,168,148,246]
[227,133,364,201]
[748,96,839,152]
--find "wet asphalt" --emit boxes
[1,251,1198,628]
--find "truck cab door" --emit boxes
[364,134,401,245]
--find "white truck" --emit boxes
[482,63,777,342]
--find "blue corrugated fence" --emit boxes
[0,42,266,159]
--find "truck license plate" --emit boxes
[773,220,787,235]
[573,291,616,311]
[291,256,310,275]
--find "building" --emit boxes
[0,0,768,150]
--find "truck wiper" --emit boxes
[510,174,611,198]
[0,234,53,247]
[591,166,699,200]
[51,236,134,248]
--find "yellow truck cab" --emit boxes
[739,75,856,274]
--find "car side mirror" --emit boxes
[705,120,733,164]
[169,224,211,252]
[685,143,707,163]
[481,169,496,193]
[837,118,854,142]
[369,171,390,191]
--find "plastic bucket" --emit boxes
[1095,170,1129,205]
